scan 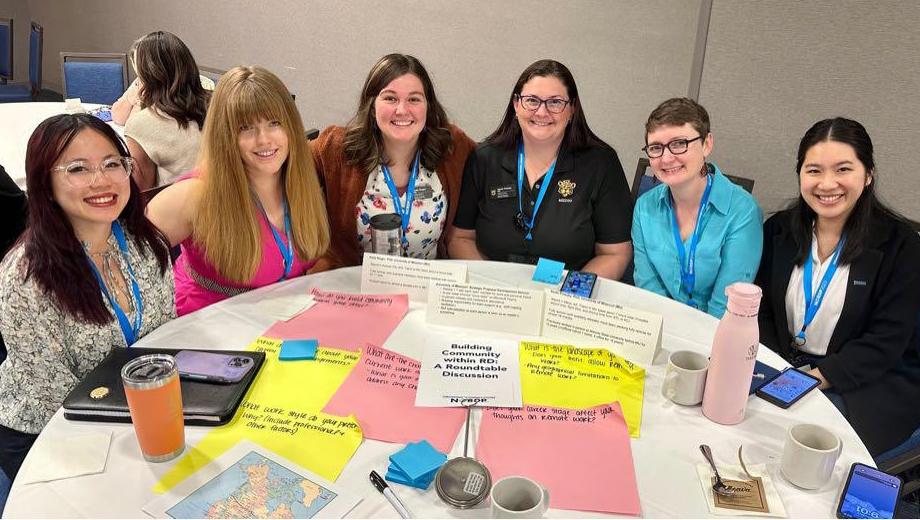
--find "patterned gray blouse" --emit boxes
[0,229,176,434]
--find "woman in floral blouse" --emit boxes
[311,53,476,269]
[0,114,175,480]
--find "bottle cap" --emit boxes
[369,213,402,231]
[725,282,762,317]
[434,456,491,509]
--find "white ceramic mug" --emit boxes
[661,350,709,406]
[490,476,550,518]
[781,423,842,489]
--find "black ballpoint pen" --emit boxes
[369,470,412,518]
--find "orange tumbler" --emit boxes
[122,354,185,462]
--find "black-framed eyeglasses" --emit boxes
[642,135,704,158]
[515,94,571,114]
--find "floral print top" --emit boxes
[355,163,447,259]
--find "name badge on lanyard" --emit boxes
[86,221,144,346]
[381,150,422,251]
[792,235,846,349]
[515,143,557,241]
[669,173,713,308]
[255,197,295,281]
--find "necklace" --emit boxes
[84,241,136,315]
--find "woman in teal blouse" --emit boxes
[631,98,763,318]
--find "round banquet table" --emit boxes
[3,261,874,518]
[0,102,112,190]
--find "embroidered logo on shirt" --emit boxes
[852,280,867,286]
[557,179,576,198]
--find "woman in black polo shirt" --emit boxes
[449,60,633,279]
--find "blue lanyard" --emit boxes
[255,198,294,281]
[381,150,421,249]
[668,173,713,308]
[86,221,143,346]
[516,143,558,241]
[795,235,846,344]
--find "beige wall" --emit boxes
[700,0,920,221]
[17,0,703,174]
[3,0,31,82]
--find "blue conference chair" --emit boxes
[60,52,128,105]
[0,22,42,103]
[0,18,12,84]
[197,65,224,90]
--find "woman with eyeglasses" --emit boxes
[631,98,762,318]
[756,118,920,457]
[0,114,175,481]
[146,66,329,315]
[115,31,211,190]
[450,60,633,278]
[311,54,475,268]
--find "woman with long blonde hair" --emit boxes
[147,66,329,315]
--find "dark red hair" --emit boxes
[23,113,170,325]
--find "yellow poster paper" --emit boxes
[519,341,646,437]
[154,337,362,493]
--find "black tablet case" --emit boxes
[63,347,265,426]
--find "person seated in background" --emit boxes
[147,66,329,316]
[0,163,27,260]
[311,53,476,269]
[113,31,211,190]
[756,117,920,457]
[449,60,633,279]
[0,114,175,480]
[631,98,762,318]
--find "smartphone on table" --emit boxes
[174,350,255,384]
[836,462,903,519]
[755,367,820,408]
[560,270,598,299]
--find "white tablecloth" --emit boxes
[0,102,114,190]
[3,261,873,518]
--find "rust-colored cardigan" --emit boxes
[311,124,476,272]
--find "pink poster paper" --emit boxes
[263,289,409,351]
[477,402,641,516]
[323,345,466,453]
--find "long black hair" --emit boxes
[789,117,907,265]
[485,59,604,151]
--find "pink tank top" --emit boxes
[172,175,316,316]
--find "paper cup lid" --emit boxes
[434,457,491,509]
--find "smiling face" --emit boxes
[799,140,872,227]
[646,123,712,191]
[237,117,290,179]
[514,75,573,146]
[50,129,130,236]
[374,73,427,149]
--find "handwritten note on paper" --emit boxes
[415,335,522,408]
[542,291,663,366]
[477,403,641,516]
[153,337,362,493]
[323,345,466,453]
[264,289,409,351]
[426,282,544,336]
[361,253,468,302]
[520,341,645,437]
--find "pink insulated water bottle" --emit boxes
[702,282,762,425]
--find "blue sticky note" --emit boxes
[388,441,447,481]
[533,257,565,284]
[387,462,437,482]
[279,339,318,361]
[385,467,436,489]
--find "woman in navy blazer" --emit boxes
[756,118,920,456]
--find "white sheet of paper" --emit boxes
[415,333,522,408]
[426,282,544,336]
[541,291,663,366]
[360,253,467,302]
[142,440,361,519]
[16,431,111,485]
